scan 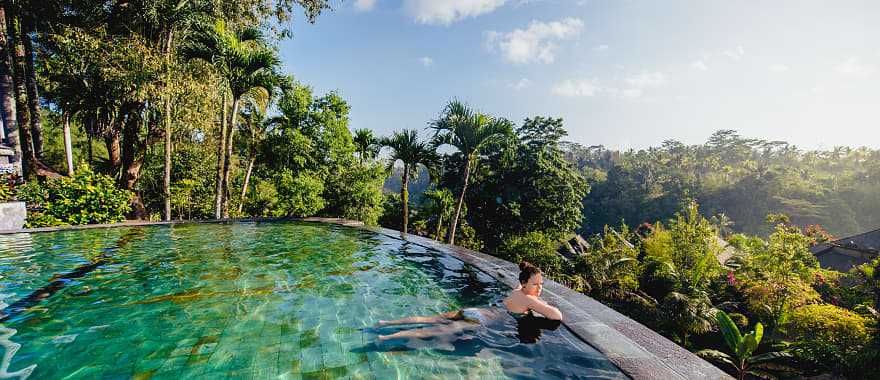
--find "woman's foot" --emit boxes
[377,320,389,326]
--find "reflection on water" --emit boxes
[0,222,624,379]
[0,327,35,379]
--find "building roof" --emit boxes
[810,228,880,271]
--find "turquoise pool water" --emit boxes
[0,221,625,379]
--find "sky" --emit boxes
[278,0,880,150]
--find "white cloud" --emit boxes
[769,64,789,72]
[508,78,532,90]
[353,0,377,11]
[690,60,708,71]
[404,0,506,25]
[552,79,600,97]
[835,57,874,77]
[592,44,609,52]
[485,18,584,64]
[420,56,434,67]
[624,72,668,87]
[720,45,745,61]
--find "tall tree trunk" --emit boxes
[0,6,19,174]
[447,158,472,245]
[87,133,93,165]
[21,19,41,159]
[435,212,443,241]
[105,132,121,170]
[162,28,174,221]
[121,108,148,220]
[213,91,227,219]
[401,165,409,234]
[237,154,255,214]
[8,15,32,177]
[62,110,73,175]
[221,96,239,218]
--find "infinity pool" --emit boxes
[0,221,624,379]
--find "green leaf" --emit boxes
[716,310,743,354]
[752,322,763,346]
[696,349,737,370]
[748,351,791,364]
[742,333,758,358]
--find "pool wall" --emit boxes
[1,217,733,380]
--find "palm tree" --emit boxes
[422,188,454,241]
[150,0,211,221]
[183,20,280,218]
[236,100,275,214]
[353,128,379,164]
[659,291,716,348]
[380,129,437,235]
[430,100,513,245]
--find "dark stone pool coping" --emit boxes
[0,217,732,380]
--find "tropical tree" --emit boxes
[698,310,790,380]
[422,187,454,240]
[430,100,513,244]
[380,129,437,234]
[236,101,274,213]
[353,128,380,164]
[182,20,280,218]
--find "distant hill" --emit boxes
[383,166,433,203]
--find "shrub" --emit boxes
[273,169,325,217]
[498,231,562,275]
[784,304,872,376]
[739,275,819,329]
[0,174,19,202]
[17,166,132,226]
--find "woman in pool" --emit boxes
[376,261,562,341]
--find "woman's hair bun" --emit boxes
[519,261,536,271]
[518,261,541,284]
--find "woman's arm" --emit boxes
[527,296,563,320]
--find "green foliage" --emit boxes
[659,291,716,348]
[785,304,872,377]
[698,310,789,380]
[572,225,640,298]
[0,177,13,202]
[17,166,132,226]
[271,170,325,217]
[643,202,722,291]
[571,131,880,237]
[739,275,819,330]
[738,223,818,281]
[466,116,588,249]
[498,231,562,274]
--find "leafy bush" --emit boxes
[0,181,12,202]
[739,275,819,329]
[784,304,872,376]
[272,169,325,217]
[498,231,562,274]
[643,202,723,292]
[16,166,132,226]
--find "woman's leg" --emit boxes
[377,311,459,326]
[377,321,472,341]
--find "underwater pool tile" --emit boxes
[300,346,323,372]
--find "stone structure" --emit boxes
[0,201,25,230]
[0,144,18,176]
